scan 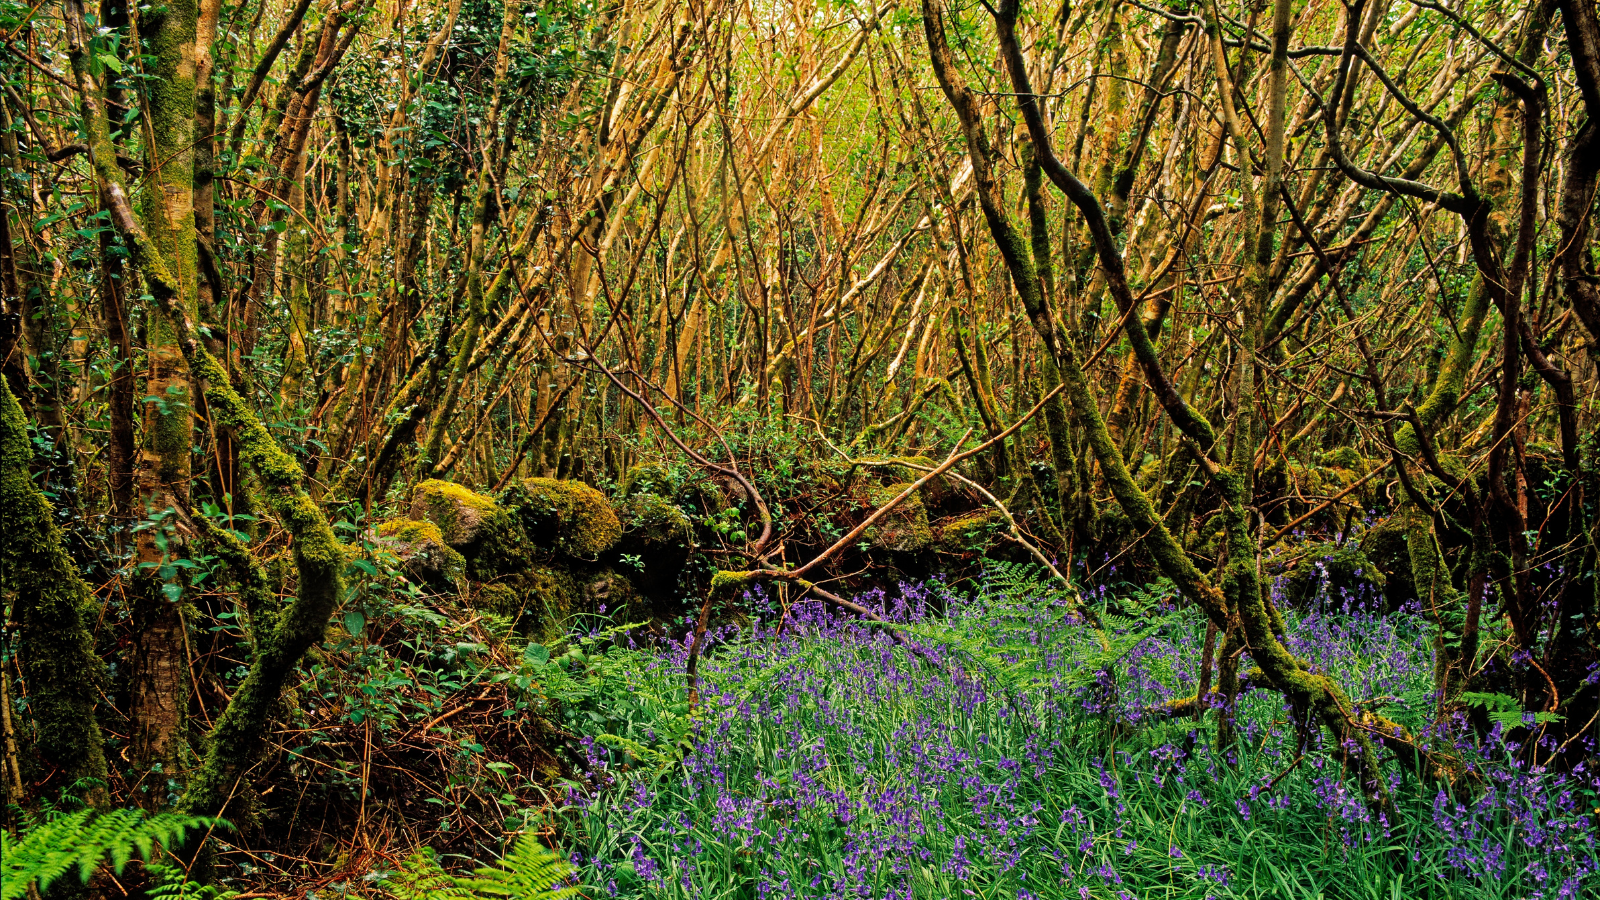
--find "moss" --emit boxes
[1276,542,1386,609]
[407,479,533,580]
[872,455,938,484]
[176,348,348,829]
[410,479,503,546]
[865,483,933,553]
[0,381,109,800]
[476,582,521,618]
[620,461,675,498]
[194,512,277,641]
[616,492,693,595]
[1358,517,1416,607]
[375,518,467,588]
[500,477,621,557]
[473,564,641,642]
[376,518,437,544]
[581,567,640,619]
[618,492,693,551]
[709,569,759,603]
[936,509,1004,553]
[1317,447,1366,471]
[511,566,583,644]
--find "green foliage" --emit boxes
[385,833,576,900]
[893,561,1177,699]
[497,616,691,764]
[144,863,240,900]
[0,808,226,900]
[1459,691,1564,729]
[559,575,1595,899]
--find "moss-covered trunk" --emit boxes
[0,380,108,804]
[65,0,347,856]
[129,0,201,794]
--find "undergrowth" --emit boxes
[550,566,1599,900]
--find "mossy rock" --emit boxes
[880,455,938,483]
[873,455,951,504]
[374,518,466,589]
[616,492,693,586]
[1358,517,1416,607]
[409,479,529,580]
[499,477,621,558]
[620,461,677,498]
[472,564,639,643]
[1317,447,1368,472]
[618,492,692,551]
[475,582,521,618]
[472,565,582,645]
[936,508,1004,554]
[410,479,503,547]
[1277,541,1386,609]
[865,482,932,553]
[580,567,640,619]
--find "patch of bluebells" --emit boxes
[562,576,1599,899]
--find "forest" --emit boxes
[0,0,1597,895]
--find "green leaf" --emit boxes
[343,609,366,637]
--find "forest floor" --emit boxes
[470,567,1598,900]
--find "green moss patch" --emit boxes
[865,483,933,553]
[1276,541,1386,609]
[375,518,467,589]
[410,479,503,547]
[500,477,621,557]
[936,508,1004,554]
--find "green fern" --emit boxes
[1460,691,1563,729]
[386,833,576,900]
[0,808,225,900]
[885,563,1177,703]
[144,862,240,900]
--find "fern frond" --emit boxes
[457,834,577,900]
[385,849,477,900]
[145,862,240,900]
[384,835,575,900]
[0,809,223,900]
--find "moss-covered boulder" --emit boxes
[410,479,502,546]
[865,482,932,553]
[467,565,582,644]
[1277,541,1386,609]
[1358,516,1417,607]
[871,455,950,505]
[408,479,529,580]
[581,567,640,618]
[620,461,676,498]
[499,477,622,557]
[616,492,693,593]
[475,582,522,618]
[1317,446,1368,472]
[472,564,640,643]
[936,508,1004,554]
[374,519,466,589]
[514,565,583,644]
